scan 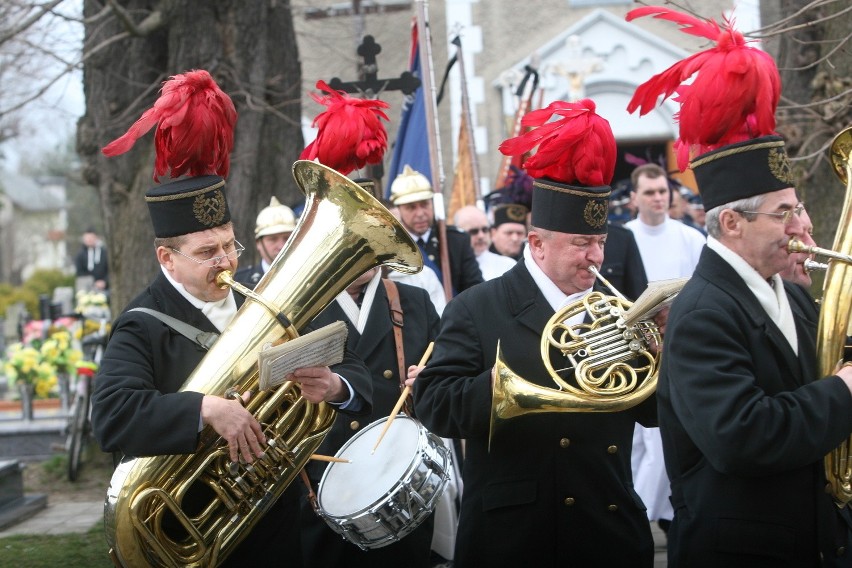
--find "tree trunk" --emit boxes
[77,0,304,311]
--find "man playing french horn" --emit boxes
[414,99,660,567]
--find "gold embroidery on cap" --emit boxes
[505,204,527,222]
[584,200,608,229]
[768,147,794,185]
[193,190,227,227]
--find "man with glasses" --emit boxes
[453,205,515,281]
[656,136,852,567]
[92,175,372,567]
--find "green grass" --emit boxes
[0,526,113,567]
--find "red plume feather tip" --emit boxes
[498,99,616,187]
[101,70,237,182]
[299,80,390,175]
[625,6,781,170]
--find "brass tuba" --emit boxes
[105,161,422,567]
[796,126,852,505]
[489,267,681,446]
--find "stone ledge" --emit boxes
[0,494,48,531]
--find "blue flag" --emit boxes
[387,22,432,197]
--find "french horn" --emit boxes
[489,266,683,446]
[104,161,422,567]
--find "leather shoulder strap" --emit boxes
[129,307,219,350]
[382,278,412,415]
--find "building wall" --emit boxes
[294,0,738,202]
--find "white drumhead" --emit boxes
[319,415,420,516]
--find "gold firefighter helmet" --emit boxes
[390,165,434,206]
[255,196,297,238]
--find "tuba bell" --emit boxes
[803,125,852,505]
[489,267,684,446]
[104,160,423,567]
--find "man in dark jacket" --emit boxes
[74,227,109,290]
[92,175,372,567]
[389,165,483,298]
[414,101,658,567]
[233,196,296,288]
[300,267,441,567]
[658,136,852,568]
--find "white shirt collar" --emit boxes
[335,270,382,334]
[160,266,238,332]
[707,237,797,353]
[409,227,432,243]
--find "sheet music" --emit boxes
[622,278,689,327]
[258,321,348,390]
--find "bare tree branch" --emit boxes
[0,0,65,45]
[104,0,164,37]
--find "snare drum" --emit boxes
[316,415,451,550]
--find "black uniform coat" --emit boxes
[601,223,648,301]
[91,271,372,567]
[418,223,483,294]
[414,260,657,568]
[300,280,440,567]
[74,244,109,287]
[659,246,852,568]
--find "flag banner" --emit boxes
[448,107,476,221]
[388,20,432,196]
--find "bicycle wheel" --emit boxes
[67,388,90,482]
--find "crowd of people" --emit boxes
[86,8,852,568]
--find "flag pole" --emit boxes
[452,34,482,209]
[415,0,452,301]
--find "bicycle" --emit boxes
[65,317,109,482]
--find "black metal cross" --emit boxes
[328,35,421,98]
[325,35,421,197]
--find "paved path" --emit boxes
[0,502,668,565]
[0,500,103,537]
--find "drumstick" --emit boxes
[310,454,351,464]
[372,342,435,454]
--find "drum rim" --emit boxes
[316,415,431,516]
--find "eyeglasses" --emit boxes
[467,226,490,236]
[170,240,245,267]
[734,203,805,225]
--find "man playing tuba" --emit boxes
[92,70,372,567]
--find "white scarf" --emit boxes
[707,237,798,354]
[161,266,238,333]
[335,271,382,334]
[523,245,592,327]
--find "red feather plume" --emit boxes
[625,6,780,170]
[102,70,237,181]
[300,80,390,175]
[498,99,616,187]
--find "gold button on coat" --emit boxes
[559,438,571,448]
[349,420,360,430]
[564,497,575,506]
[607,504,618,512]
[607,445,617,454]
[383,369,393,379]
